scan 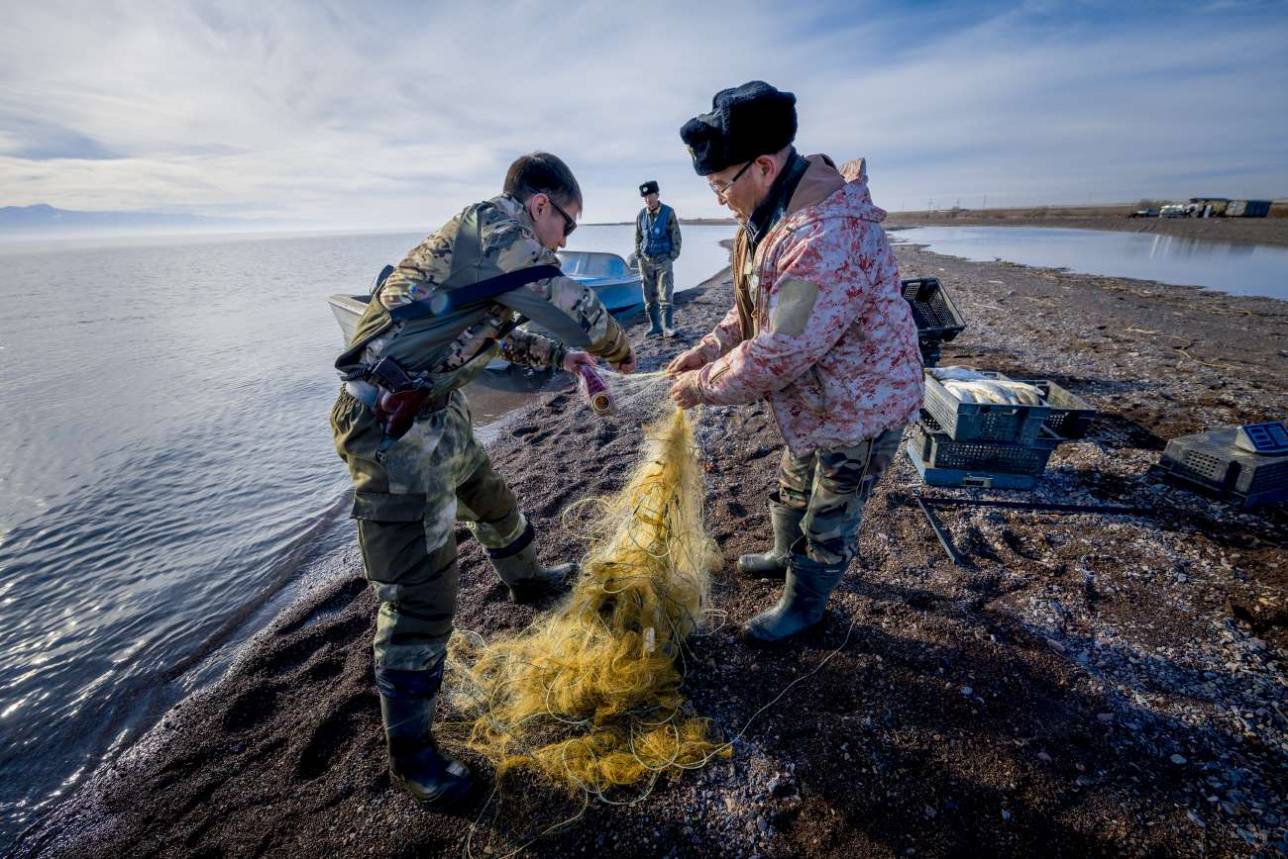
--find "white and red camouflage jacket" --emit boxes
[692,155,924,457]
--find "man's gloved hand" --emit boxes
[665,347,706,376]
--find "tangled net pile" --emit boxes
[449,395,728,798]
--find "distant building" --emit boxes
[1225,200,1272,218]
[1188,197,1230,217]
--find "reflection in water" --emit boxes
[894,226,1286,300]
[1144,233,1256,260]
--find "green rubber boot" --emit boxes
[376,665,474,808]
[736,494,806,579]
[645,305,663,338]
[739,552,847,645]
[487,521,576,603]
[661,304,677,338]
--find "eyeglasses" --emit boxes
[546,196,577,237]
[708,160,754,198]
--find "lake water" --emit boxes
[893,226,1288,301]
[0,223,732,849]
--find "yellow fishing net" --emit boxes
[448,404,728,798]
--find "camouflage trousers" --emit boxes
[777,427,905,566]
[638,257,675,311]
[330,386,525,671]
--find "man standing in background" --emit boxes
[634,179,682,337]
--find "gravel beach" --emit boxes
[13,232,1287,858]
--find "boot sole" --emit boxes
[508,585,566,605]
[507,566,577,604]
[738,613,828,647]
[735,563,787,580]
[392,770,477,810]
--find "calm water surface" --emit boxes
[894,226,1288,301]
[0,224,731,848]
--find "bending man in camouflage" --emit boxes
[331,153,634,807]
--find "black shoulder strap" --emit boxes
[388,264,562,321]
[371,264,395,295]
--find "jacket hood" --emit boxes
[788,154,886,224]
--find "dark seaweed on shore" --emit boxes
[13,229,1287,858]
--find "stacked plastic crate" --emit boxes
[906,371,1096,490]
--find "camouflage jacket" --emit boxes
[336,194,631,392]
[693,155,924,456]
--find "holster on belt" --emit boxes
[363,357,449,444]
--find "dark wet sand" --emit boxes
[14,239,1288,858]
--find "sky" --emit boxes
[1,0,1286,231]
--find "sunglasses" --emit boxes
[546,196,577,237]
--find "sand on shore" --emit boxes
[13,237,1288,858]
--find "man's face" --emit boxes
[644,191,660,209]
[707,155,778,223]
[528,193,579,251]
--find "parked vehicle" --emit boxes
[1159,204,1188,218]
[1129,208,1159,218]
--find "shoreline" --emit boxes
[885,211,1288,248]
[885,235,1288,307]
[15,240,1288,857]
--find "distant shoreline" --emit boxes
[886,206,1288,248]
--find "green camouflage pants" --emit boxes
[638,257,675,312]
[777,428,905,566]
[330,386,526,671]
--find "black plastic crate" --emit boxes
[923,370,1050,444]
[902,277,966,343]
[1158,426,1288,509]
[910,413,1059,474]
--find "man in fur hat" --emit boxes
[667,81,923,645]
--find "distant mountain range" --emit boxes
[0,204,256,237]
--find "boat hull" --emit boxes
[327,250,644,374]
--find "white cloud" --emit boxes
[0,0,1284,229]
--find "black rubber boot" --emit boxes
[739,551,847,645]
[645,305,663,337]
[375,665,474,808]
[661,304,677,338]
[736,494,806,579]
[487,521,576,603]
